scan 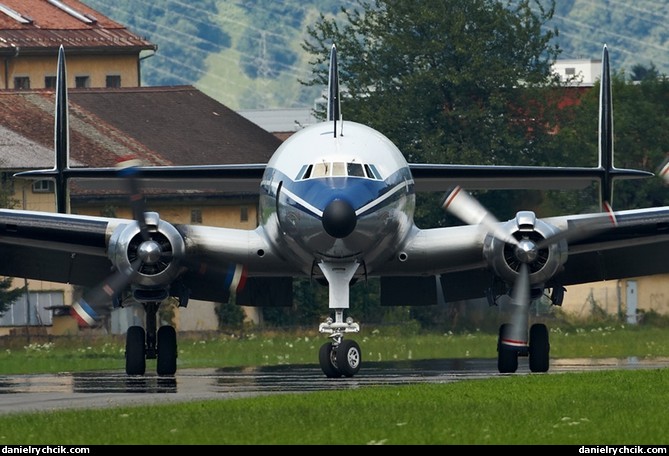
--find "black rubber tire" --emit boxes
[529,323,550,373]
[335,339,361,377]
[157,325,178,376]
[319,342,342,378]
[125,325,146,376]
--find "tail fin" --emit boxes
[13,46,72,213]
[598,44,614,210]
[53,45,70,214]
[327,44,341,137]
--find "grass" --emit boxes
[1,323,667,375]
[0,321,668,445]
[1,369,668,444]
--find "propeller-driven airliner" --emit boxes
[2,44,669,377]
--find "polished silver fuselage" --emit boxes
[258,121,415,276]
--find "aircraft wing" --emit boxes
[409,163,652,193]
[0,209,298,305]
[375,206,669,303]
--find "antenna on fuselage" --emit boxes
[327,44,342,137]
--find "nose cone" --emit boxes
[322,199,357,238]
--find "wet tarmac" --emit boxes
[1,357,667,415]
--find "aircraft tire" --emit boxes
[497,324,519,373]
[335,339,361,377]
[318,342,342,378]
[157,325,178,376]
[528,323,550,373]
[125,325,146,376]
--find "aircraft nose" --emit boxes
[322,199,357,238]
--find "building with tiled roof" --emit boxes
[0,0,156,89]
[0,86,281,171]
[0,2,284,333]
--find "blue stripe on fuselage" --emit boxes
[264,167,414,218]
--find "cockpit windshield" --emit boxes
[297,162,382,180]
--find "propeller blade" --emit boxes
[659,157,669,184]
[71,258,142,327]
[501,263,529,347]
[443,186,519,246]
[116,156,150,241]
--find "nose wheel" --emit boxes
[319,337,361,378]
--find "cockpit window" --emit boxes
[365,164,381,180]
[313,162,330,177]
[347,163,364,177]
[297,162,381,180]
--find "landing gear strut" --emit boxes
[125,301,177,376]
[316,261,362,378]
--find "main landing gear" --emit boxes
[125,301,178,376]
[497,322,550,373]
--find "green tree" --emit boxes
[551,70,669,211]
[302,0,560,164]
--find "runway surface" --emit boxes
[1,357,668,415]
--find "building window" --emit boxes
[44,76,56,89]
[240,206,248,222]
[32,180,54,193]
[106,75,121,88]
[565,67,576,76]
[14,76,30,89]
[191,208,202,224]
[75,76,90,88]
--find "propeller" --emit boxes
[117,156,151,242]
[502,262,530,348]
[659,157,669,185]
[443,185,618,347]
[442,186,520,246]
[70,258,141,327]
[71,157,167,327]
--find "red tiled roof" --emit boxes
[0,0,155,54]
[0,86,282,169]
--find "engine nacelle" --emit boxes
[482,211,568,288]
[108,212,186,289]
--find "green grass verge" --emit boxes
[1,324,667,375]
[1,368,667,444]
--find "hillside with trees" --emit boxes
[82,0,669,110]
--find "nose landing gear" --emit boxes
[318,312,361,378]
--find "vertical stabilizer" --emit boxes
[598,44,614,210]
[327,44,341,137]
[54,45,70,214]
